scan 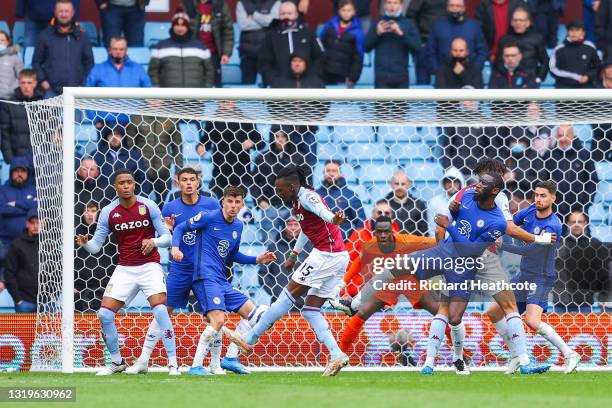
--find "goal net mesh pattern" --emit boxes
[21,93,611,371]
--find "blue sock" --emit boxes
[245,288,295,345]
[152,304,178,367]
[302,306,343,359]
[506,312,529,365]
[98,307,121,364]
[424,314,448,367]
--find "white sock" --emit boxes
[425,314,448,367]
[506,312,529,365]
[493,319,516,357]
[209,330,223,368]
[537,322,573,357]
[225,319,250,359]
[191,326,218,368]
[450,322,465,361]
[138,319,161,363]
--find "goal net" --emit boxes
[11,88,612,372]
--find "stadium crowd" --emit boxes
[0,0,609,314]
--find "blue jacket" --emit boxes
[364,16,421,79]
[85,56,151,125]
[315,177,365,240]
[16,0,81,21]
[426,16,488,72]
[32,22,94,94]
[0,157,38,242]
[92,129,151,196]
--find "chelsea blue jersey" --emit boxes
[162,195,220,273]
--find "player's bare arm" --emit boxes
[256,251,277,264]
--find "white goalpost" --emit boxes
[19,88,612,373]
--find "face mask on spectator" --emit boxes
[281,18,297,29]
[384,11,402,18]
[452,56,467,64]
[111,55,125,64]
[510,143,526,155]
[449,12,465,22]
[0,44,7,52]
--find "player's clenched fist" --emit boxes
[256,251,277,264]
[332,210,347,225]
[434,214,450,228]
[283,257,296,272]
[75,234,88,247]
[171,246,183,262]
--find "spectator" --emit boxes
[184,0,234,87]
[198,100,264,199]
[333,0,372,33]
[554,210,611,311]
[583,0,600,43]
[426,0,488,73]
[542,124,599,218]
[74,202,116,312]
[32,0,94,98]
[130,115,183,205]
[74,157,114,222]
[258,1,323,87]
[428,167,464,236]
[315,160,366,240]
[0,31,23,100]
[344,200,400,295]
[595,0,612,58]
[149,7,214,88]
[502,133,546,194]
[4,208,39,313]
[96,0,148,47]
[364,0,420,88]
[252,126,306,243]
[85,36,151,129]
[508,189,531,214]
[319,0,364,87]
[92,126,150,195]
[16,0,81,47]
[550,20,600,89]
[489,42,538,88]
[406,0,447,84]
[236,0,281,84]
[435,37,484,88]
[533,0,564,49]
[475,0,529,61]
[498,7,549,84]
[0,157,37,291]
[271,53,325,88]
[592,57,612,161]
[0,70,44,165]
[383,170,428,235]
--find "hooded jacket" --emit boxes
[319,16,364,83]
[549,38,601,88]
[258,19,324,86]
[497,26,549,81]
[0,87,45,163]
[31,21,94,94]
[270,53,325,88]
[149,30,214,88]
[428,167,465,235]
[4,229,39,304]
[0,46,23,100]
[316,177,366,240]
[0,158,38,243]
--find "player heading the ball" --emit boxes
[75,169,179,376]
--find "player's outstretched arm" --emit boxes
[255,251,277,264]
[506,221,555,245]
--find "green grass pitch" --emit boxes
[1,371,611,408]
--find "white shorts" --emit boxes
[103,262,166,303]
[473,249,510,297]
[291,249,349,299]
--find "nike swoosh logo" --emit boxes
[213,227,221,231]
[174,213,182,217]
[462,205,469,209]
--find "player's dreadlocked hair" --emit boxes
[473,158,508,177]
[277,165,313,189]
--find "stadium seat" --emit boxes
[179,121,200,143]
[235,265,260,289]
[221,64,242,85]
[23,46,34,68]
[346,143,388,162]
[358,163,398,184]
[590,225,612,242]
[233,23,240,43]
[573,124,592,145]
[0,21,9,36]
[12,21,24,46]
[144,22,172,47]
[78,21,99,46]
[388,142,432,163]
[598,181,612,203]
[327,103,365,123]
[75,124,98,143]
[363,51,372,67]
[247,286,271,306]
[333,125,375,144]
[419,126,440,144]
[377,125,420,143]
[366,183,391,203]
[256,123,272,138]
[0,289,15,311]
[241,224,260,244]
[413,181,443,202]
[407,162,445,181]
[596,162,612,181]
[92,46,108,64]
[128,47,151,66]
[182,141,201,160]
[588,203,609,224]
[318,143,343,161]
[240,244,265,258]
[317,126,333,143]
[356,66,374,87]
[184,159,213,183]
[350,183,369,203]
[482,61,491,85]
[316,24,325,36]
